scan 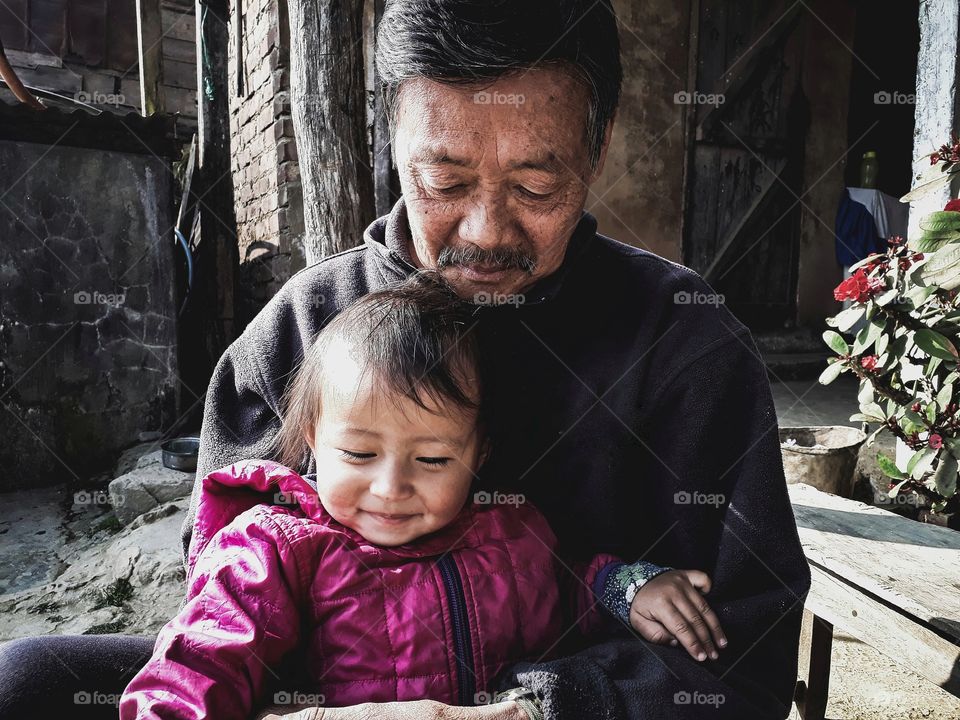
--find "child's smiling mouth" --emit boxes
[365,510,421,525]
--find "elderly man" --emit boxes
[184,2,810,719]
[0,1,808,719]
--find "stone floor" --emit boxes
[772,374,862,429]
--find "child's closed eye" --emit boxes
[416,456,451,466]
[338,449,375,461]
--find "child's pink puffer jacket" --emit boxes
[119,460,616,719]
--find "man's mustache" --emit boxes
[436,244,537,274]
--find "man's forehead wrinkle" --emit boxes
[411,129,564,174]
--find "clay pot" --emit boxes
[779,426,867,498]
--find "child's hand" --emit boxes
[628,569,727,662]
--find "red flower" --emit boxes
[945,199,960,212]
[833,268,885,303]
[911,402,922,413]
[860,355,879,371]
[929,434,944,449]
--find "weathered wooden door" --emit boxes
[682,0,809,331]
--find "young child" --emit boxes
[120,272,725,720]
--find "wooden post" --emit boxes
[287,0,376,262]
[372,0,400,218]
[136,0,165,115]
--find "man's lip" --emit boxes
[457,264,513,281]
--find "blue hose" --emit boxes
[174,228,194,316]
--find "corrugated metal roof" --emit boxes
[0,89,188,157]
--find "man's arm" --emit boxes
[181,339,288,566]
[497,331,811,719]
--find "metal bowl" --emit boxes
[161,436,201,472]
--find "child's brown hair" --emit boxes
[273,270,486,471]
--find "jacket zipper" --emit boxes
[437,553,476,705]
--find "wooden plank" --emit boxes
[163,85,197,117]
[162,57,195,89]
[684,144,721,272]
[67,0,107,66]
[697,1,803,135]
[106,0,140,71]
[5,49,61,68]
[703,155,786,281]
[790,483,960,642]
[795,608,832,720]
[162,37,195,65]
[136,0,165,114]
[805,564,960,696]
[161,6,195,43]
[0,0,31,52]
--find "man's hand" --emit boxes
[628,569,727,662]
[255,699,527,720]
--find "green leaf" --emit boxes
[926,355,945,375]
[926,402,938,424]
[860,401,885,421]
[852,319,884,355]
[920,244,960,290]
[904,284,937,310]
[875,332,890,357]
[902,410,927,435]
[887,478,911,498]
[919,211,960,233]
[937,382,955,411]
[946,437,960,462]
[908,447,938,480]
[914,328,960,361]
[857,380,875,406]
[823,330,850,356]
[875,287,900,306]
[826,305,865,332]
[933,453,958,497]
[865,424,885,447]
[878,453,908,480]
[901,165,953,203]
[818,361,844,385]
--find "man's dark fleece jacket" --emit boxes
[184,197,811,719]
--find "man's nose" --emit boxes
[458,195,508,251]
[368,462,414,501]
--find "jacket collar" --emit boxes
[363,195,599,305]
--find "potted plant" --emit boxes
[820,138,960,526]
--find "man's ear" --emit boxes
[588,114,616,183]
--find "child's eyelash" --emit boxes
[417,457,451,466]
[339,449,375,460]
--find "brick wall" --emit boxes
[226,0,305,327]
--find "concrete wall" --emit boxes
[0,141,179,491]
[910,0,960,235]
[588,0,690,263]
[796,0,855,326]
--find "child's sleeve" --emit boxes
[568,554,673,636]
[119,507,307,720]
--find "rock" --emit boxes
[0,498,188,641]
[109,450,195,525]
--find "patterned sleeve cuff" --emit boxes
[593,560,673,625]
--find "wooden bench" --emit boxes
[788,483,960,720]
